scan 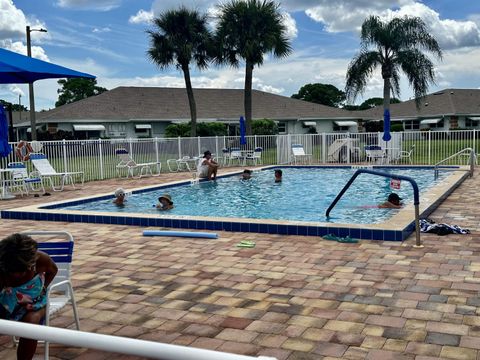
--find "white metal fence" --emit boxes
[0,130,477,183]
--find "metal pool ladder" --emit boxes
[326,169,423,247]
[434,147,476,179]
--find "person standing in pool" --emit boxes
[274,169,282,183]
[241,169,252,180]
[113,188,127,205]
[379,193,403,209]
[156,194,174,210]
[198,151,218,181]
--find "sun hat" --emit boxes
[158,193,173,205]
[203,150,211,157]
[115,188,126,197]
[388,193,402,202]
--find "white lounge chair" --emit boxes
[365,145,386,164]
[228,147,243,166]
[396,144,415,164]
[291,144,312,164]
[7,162,45,196]
[115,148,161,178]
[17,231,80,360]
[30,153,84,191]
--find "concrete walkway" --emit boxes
[0,168,479,359]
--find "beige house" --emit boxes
[12,87,480,139]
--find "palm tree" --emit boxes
[148,7,212,137]
[216,0,292,135]
[345,16,442,139]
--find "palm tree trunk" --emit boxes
[182,64,197,137]
[244,61,254,136]
[383,76,391,114]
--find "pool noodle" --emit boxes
[143,230,218,239]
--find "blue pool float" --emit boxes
[142,230,218,239]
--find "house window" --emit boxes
[466,118,479,128]
[333,124,349,132]
[404,120,420,130]
[108,123,127,137]
[429,120,444,129]
[278,122,286,134]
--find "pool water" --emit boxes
[63,167,448,224]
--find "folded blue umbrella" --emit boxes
[240,116,246,145]
[0,105,11,158]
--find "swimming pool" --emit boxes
[62,167,449,224]
[1,165,469,241]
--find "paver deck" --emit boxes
[0,167,479,359]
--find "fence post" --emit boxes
[322,133,326,164]
[473,129,476,155]
[215,136,219,159]
[155,137,159,164]
[98,139,104,180]
[254,135,257,149]
[177,137,182,158]
[428,131,431,165]
[62,139,68,172]
[197,136,201,156]
[128,138,133,156]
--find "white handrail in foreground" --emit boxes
[0,320,277,360]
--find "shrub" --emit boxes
[251,118,278,135]
[165,122,227,137]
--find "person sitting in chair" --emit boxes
[198,151,218,181]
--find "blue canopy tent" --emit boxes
[0,47,95,140]
[0,48,95,84]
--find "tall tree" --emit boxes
[148,7,213,137]
[56,78,108,107]
[216,0,292,135]
[291,83,346,108]
[345,15,442,138]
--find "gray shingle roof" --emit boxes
[37,86,355,122]
[356,88,480,119]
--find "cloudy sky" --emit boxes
[2,0,480,110]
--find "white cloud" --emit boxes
[0,0,47,40]
[129,9,154,25]
[8,85,24,97]
[92,27,111,33]
[282,12,298,39]
[56,0,121,11]
[3,40,49,61]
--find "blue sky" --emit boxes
[1,0,479,110]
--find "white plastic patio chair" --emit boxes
[245,147,263,166]
[228,147,243,166]
[115,148,161,178]
[16,231,80,360]
[7,162,45,196]
[29,153,84,192]
[291,144,312,164]
[397,144,415,164]
[364,145,386,164]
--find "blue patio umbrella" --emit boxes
[0,105,11,157]
[0,48,95,84]
[239,116,247,145]
[382,108,392,142]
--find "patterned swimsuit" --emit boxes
[0,273,46,321]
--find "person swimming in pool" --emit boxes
[241,169,252,180]
[379,193,403,209]
[274,169,282,183]
[113,188,126,205]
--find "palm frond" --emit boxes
[345,51,381,102]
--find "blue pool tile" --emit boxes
[231,222,241,232]
[189,220,198,229]
[317,227,329,237]
[349,228,361,239]
[372,230,384,241]
[383,230,396,241]
[307,226,317,236]
[125,217,133,225]
[360,229,372,240]
[286,226,297,235]
[180,220,188,229]
[164,219,172,228]
[259,224,269,233]
[278,225,288,235]
[249,223,259,233]
[223,222,232,231]
[132,217,141,226]
[88,215,95,223]
[337,228,350,238]
[297,226,308,236]
[268,224,278,234]
[212,222,222,230]
[240,223,249,232]
[171,219,180,228]
[196,221,206,230]
[205,221,214,230]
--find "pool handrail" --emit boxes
[434,147,475,179]
[0,319,277,360]
[325,169,422,247]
